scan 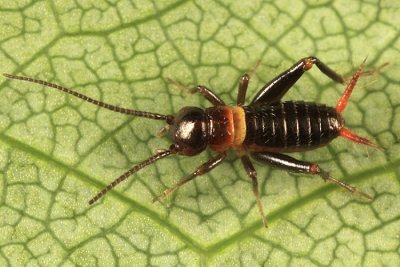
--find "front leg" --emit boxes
[251,57,345,105]
[189,85,225,106]
[153,152,227,202]
[166,78,225,106]
[251,152,372,200]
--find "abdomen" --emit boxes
[243,101,344,152]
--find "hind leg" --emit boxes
[251,152,373,200]
[250,57,345,105]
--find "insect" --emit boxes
[3,56,379,228]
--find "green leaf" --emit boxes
[1,0,399,266]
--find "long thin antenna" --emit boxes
[88,148,176,205]
[3,73,174,123]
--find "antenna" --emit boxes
[3,73,174,124]
[89,148,176,204]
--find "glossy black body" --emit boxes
[4,56,373,228]
[243,101,344,152]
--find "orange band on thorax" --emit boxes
[207,106,246,152]
[231,106,246,147]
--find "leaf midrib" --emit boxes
[1,130,398,257]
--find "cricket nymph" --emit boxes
[3,56,379,228]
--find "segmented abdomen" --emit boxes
[243,101,344,152]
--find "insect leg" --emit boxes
[237,74,250,105]
[191,85,225,106]
[165,78,225,106]
[334,60,381,148]
[241,155,268,228]
[251,152,373,200]
[335,58,388,113]
[237,60,261,105]
[336,59,365,113]
[250,57,345,105]
[152,152,226,202]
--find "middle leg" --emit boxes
[237,60,261,105]
[241,155,268,228]
[237,74,250,106]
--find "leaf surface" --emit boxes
[0,1,399,266]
